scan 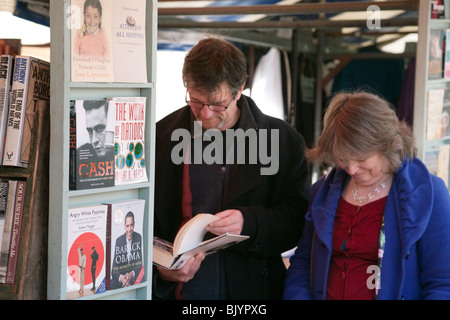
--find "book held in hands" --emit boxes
[153,213,249,270]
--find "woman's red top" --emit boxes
[326,196,387,300]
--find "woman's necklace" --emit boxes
[352,176,391,204]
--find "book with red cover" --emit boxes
[66,204,108,299]
[5,180,26,284]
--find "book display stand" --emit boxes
[414,0,450,189]
[0,103,49,299]
[47,0,157,299]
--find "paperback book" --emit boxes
[0,55,14,164]
[431,0,446,19]
[105,199,145,290]
[66,204,108,299]
[444,30,450,79]
[426,88,445,140]
[0,180,16,283]
[109,97,148,185]
[153,213,249,270]
[5,180,26,284]
[69,99,115,190]
[442,88,450,138]
[429,29,444,80]
[3,56,50,167]
[70,0,147,83]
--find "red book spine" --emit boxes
[5,180,26,284]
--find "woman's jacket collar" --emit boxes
[308,157,434,251]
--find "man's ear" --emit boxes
[235,82,246,100]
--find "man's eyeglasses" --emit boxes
[185,91,234,112]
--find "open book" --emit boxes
[153,213,249,270]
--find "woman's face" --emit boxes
[336,152,390,187]
[84,5,101,34]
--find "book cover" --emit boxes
[105,199,145,290]
[70,0,147,83]
[431,0,445,19]
[425,145,450,188]
[429,29,444,80]
[0,180,17,283]
[442,88,450,138]
[0,55,14,165]
[66,204,108,299]
[3,56,50,167]
[438,144,450,187]
[70,99,115,190]
[109,97,148,185]
[445,30,450,79]
[5,180,26,285]
[426,88,445,140]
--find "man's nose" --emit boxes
[200,104,214,118]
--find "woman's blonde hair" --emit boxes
[306,91,416,173]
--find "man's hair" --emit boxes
[182,36,248,97]
[306,90,416,173]
[125,211,135,224]
[83,100,108,112]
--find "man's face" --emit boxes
[85,105,108,157]
[124,216,134,241]
[188,83,242,131]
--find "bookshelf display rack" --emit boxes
[47,0,157,299]
[0,104,50,300]
[414,0,450,189]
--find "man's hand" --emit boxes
[157,251,205,283]
[206,209,244,236]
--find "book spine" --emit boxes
[0,180,17,283]
[5,180,26,284]
[19,59,50,166]
[3,56,50,167]
[105,203,112,290]
[0,56,14,165]
[69,101,76,190]
[3,56,32,167]
[0,179,9,261]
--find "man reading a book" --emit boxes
[153,37,310,300]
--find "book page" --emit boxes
[173,213,218,256]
